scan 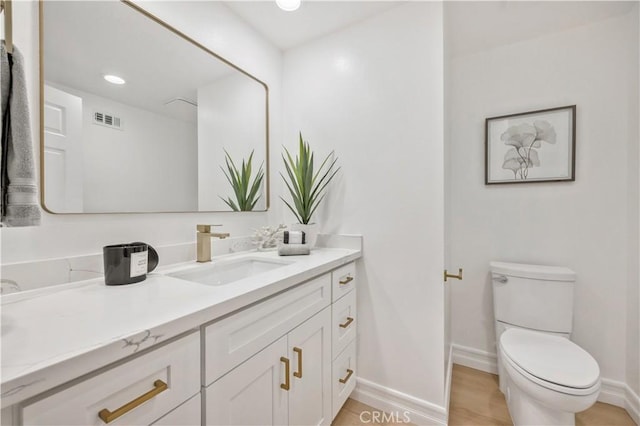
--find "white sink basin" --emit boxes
[168,256,291,286]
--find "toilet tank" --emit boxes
[491,261,576,333]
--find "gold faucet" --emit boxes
[197,224,230,263]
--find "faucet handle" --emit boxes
[197,224,223,233]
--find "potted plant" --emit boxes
[220,149,265,211]
[281,132,340,247]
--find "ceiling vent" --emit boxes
[93,111,122,130]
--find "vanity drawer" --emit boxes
[332,289,357,359]
[332,340,357,419]
[205,273,331,385]
[332,262,356,302]
[21,332,200,426]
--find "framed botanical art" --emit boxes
[485,105,576,184]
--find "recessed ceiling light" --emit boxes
[276,0,300,12]
[104,75,126,85]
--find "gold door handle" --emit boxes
[339,369,354,384]
[293,347,303,378]
[280,357,291,391]
[339,317,354,328]
[98,379,167,424]
[444,268,463,282]
[339,276,354,285]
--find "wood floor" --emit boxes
[332,364,636,425]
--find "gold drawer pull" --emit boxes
[339,317,354,329]
[339,368,354,384]
[293,347,303,378]
[339,275,354,285]
[98,379,167,424]
[280,357,291,391]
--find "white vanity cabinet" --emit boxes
[3,256,360,426]
[204,274,334,426]
[204,261,357,426]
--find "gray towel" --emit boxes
[278,243,310,256]
[1,42,41,227]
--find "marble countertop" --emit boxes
[1,245,361,408]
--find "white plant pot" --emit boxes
[290,223,319,248]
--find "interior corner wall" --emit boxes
[628,3,640,397]
[448,9,638,386]
[282,2,445,409]
[1,1,282,264]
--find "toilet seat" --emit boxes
[500,328,600,396]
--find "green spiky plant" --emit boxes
[281,133,340,224]
[220,149,264,211]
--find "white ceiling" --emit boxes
[445,1,637,57]
[43,1,246,121]
[224,1,401,50]
[225,1,636,54]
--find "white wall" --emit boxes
[0,1,282,264]
[448,7,638,388]
[46,83,198,212]
[197,73,267,211]
[283,2,446,412]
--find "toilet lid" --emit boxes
[500,328,600,389]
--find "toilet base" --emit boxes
[504,374,575,426]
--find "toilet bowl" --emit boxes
[499,328,600,425]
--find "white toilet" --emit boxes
[490,261,601,426]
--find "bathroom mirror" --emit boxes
[39,1,269,213]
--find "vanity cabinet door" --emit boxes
[288,306,332,426]
[206,336,288,426]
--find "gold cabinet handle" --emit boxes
[339,317,354,329]
[293,347,303,378]
[280,357,291,391]
[339,275,354,285]
[98,379,167,424]
[339,369,354,384]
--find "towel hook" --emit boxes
[444,268,463,283]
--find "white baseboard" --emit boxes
[451,343,498,374]
[451,344,640,423]
[625,384,640,425]
[351,377,447,425]
[600,379,640,425]
[444,344,454,422]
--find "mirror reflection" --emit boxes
[41,1,269,213]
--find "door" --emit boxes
[43,85,84,212]
[206,336,288,425]
[288,307,332,426]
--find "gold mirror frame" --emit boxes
[38,0,270,214]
